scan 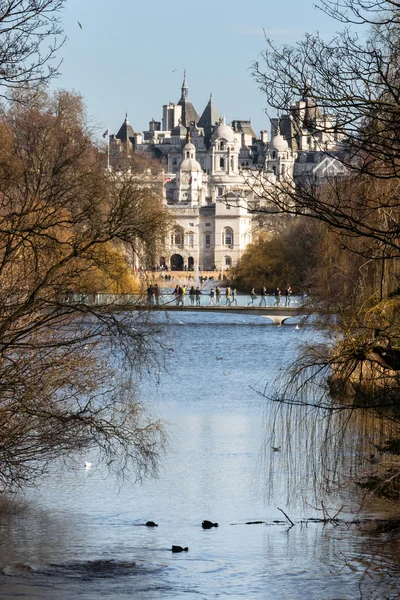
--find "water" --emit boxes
[0,313,398,599]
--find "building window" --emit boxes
[187,233,194,246]
[225,256,232,267]
[219,158,225,169]
[171,231,183,247]
[205,222,211,227]
[219,142,225,151]
[222,227,233,246]
[218,187,223,196]
[205,233,211,246]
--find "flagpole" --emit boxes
[107,127,110,171]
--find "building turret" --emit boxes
[176,134,203,204]
[198,94,220,146]
[210,117,239,176]
[116,113,135,144]
[177,71,200,128]
[265,124,294,180]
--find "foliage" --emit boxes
[232,217,320,292]
[0,88,171,490]
[252,0,400,505]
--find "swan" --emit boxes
[84,461,92,469]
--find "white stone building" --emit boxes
[109,73,343,271]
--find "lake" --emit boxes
[0,311,398,599]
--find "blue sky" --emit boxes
[55,0,337,139]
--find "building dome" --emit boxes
[180,157,202,172]
[211,117,235,143]
[270,133,289,152]
[183,141,195,153]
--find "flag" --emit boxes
[102,128,109,138]
[164,177,172,183]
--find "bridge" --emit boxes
[68,293,306,325]
[129,303,304,325]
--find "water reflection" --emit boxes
[0,313,399,599]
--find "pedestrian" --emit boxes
[189,285,195,306]
[154,284,160,305]
[231,288,237,305]
[259,286,267,306]
[195,287,202,306]
[274,287,281,306]
[285,286,292,305]
[216,286,221,306]
[147,284,155,306]
[173,284,180,305]
[249,288,257,306]
[179,285,185,306]
[225,286,231,306]
[209,288,215,305]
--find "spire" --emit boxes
[116,113,135,143]
[177,70,199,128]
[198,94,220,146]
[181,69,188,99]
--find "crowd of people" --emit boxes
[146,282,294,307]
[247,286,292,306]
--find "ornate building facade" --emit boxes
[109,73,343,271]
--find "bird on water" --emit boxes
[171,545,189,552]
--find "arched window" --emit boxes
[219,157,225,169]
[225,256,232,268]
[222,227,233,246]
[219,142,225,151]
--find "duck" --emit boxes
[84,461,92,469]
[171,545,189,552]
[145,521,158,527]
[202,520,219,529]
[271,446,281,452]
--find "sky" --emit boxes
[55,0,338,139]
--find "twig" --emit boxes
[277,507,295,527]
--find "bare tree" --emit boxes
[0,88,171,490]
[0,0,65,101]
[251,0,400,503]
[252,0,400,259]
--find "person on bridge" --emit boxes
[249,288,257,306]
[225,286,231,306]
[179,285,186,306]
[189,286,196,306]
[195,287,202,306]
[173,284,180,305]
[215,286,221,306]
[259,286,267,306]
[285,287,292,305]
[209,289,215,305]
[154,284,160,305]
[231,288,237,305]
[274,288,281,306]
